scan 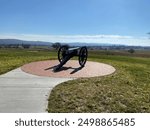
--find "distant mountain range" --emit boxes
[0,39,149,48]
[0,39,52,46]
[67,42,122,47]
[0,39,122,46]
[0,39,121,47]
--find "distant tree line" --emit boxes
[0,44,31,49]
[0,42,69,50]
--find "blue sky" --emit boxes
[0,0,150,46]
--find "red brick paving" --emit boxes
[21,60,116,78]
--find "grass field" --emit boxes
[0,48,56,75]
[48,51,150,112]
[0,48,150,112]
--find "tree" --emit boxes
[22,44,30,49]
[128,48,135,54]
[52,42,61,50]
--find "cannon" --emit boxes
[53,46,88,72]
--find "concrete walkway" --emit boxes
[0,68,72,113]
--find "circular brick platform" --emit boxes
[21,60,115,78]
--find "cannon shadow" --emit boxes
[45,65,83,74]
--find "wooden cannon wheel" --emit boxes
[78,46,88,67]
[58,45,69,63]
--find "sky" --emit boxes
[0,0,150,46]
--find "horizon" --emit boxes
[0,34,150,47]
[0,0,150,46]
[0,36,150,47]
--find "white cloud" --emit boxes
[0,33,150,46]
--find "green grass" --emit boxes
[0,48,150,112]
[48,51,150,113]
[0,48,56,74]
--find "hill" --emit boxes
[0,39,52,46]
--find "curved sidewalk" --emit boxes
[0,60,115,113]
[0,68,72,113]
